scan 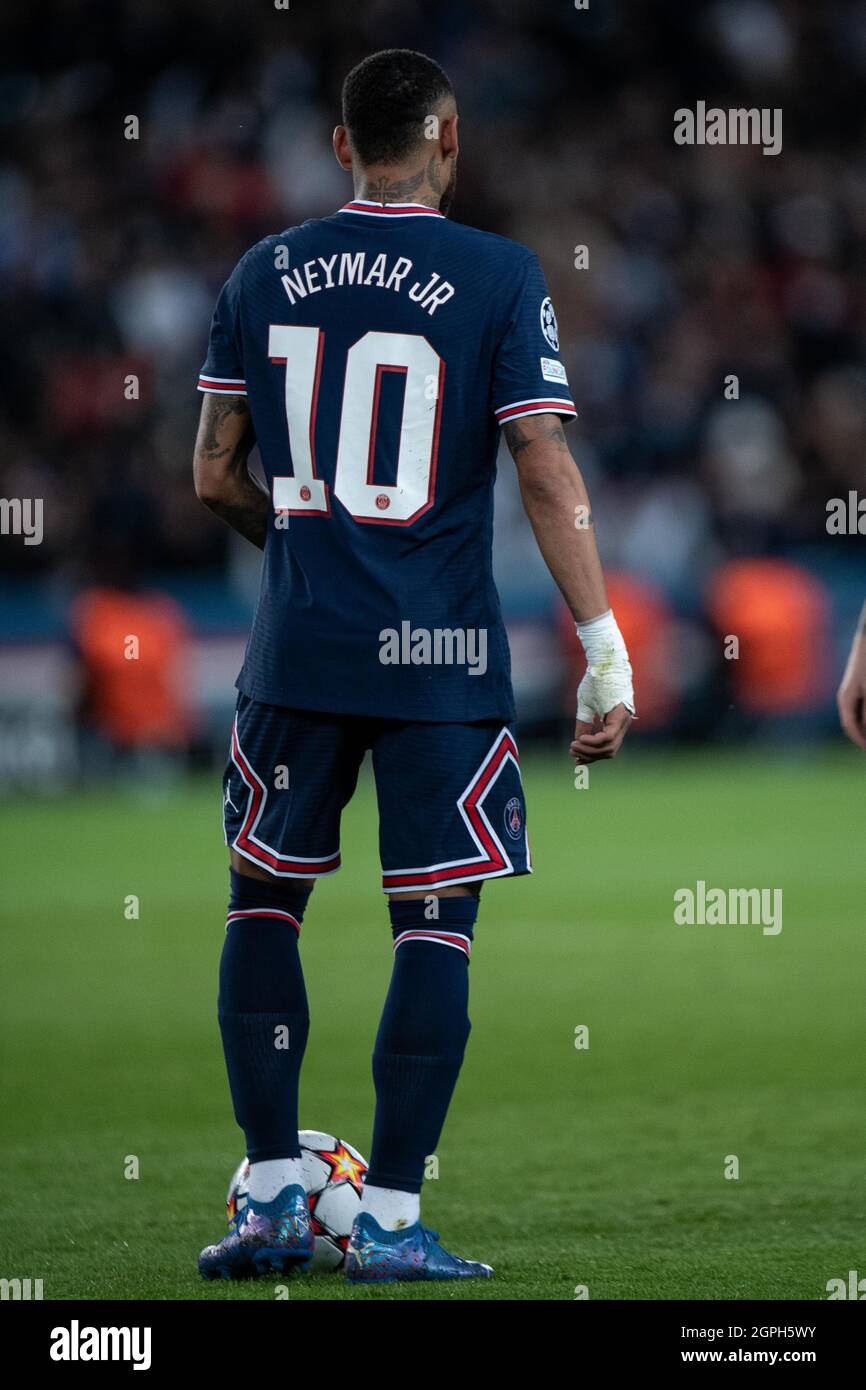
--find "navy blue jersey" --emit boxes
[198,200,576,721]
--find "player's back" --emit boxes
[199,200,575,722]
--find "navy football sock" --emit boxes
[218,870,312,1163]
[366,897,478,1194]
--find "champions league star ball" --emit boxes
[226,1130,368,1271]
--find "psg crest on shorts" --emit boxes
[504,796,523,840]
[540,296,559,352]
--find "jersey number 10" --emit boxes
[268,326,445,526]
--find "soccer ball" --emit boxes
[226,1130,368,1271]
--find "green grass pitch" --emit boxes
[1,747,863,1300]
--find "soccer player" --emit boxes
[837,600,866,749]
[194,49,634,1283]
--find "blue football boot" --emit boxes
[198,1184,313,1280]
[344,1212,493,1283]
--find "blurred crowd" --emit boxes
[1,0,865,748]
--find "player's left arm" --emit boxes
[505,412,635,764]
[193,393,267,549]
[837,599,866,750]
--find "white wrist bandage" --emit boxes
[575,609,636,721]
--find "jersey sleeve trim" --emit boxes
[494,397,577,424]
[197,374,247,395]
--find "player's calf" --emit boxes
[202,868,316,1279]
[364,896,476,1201]
[218,869,313,1168]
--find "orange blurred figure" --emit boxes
[71,587,192,750]
[707,558,831,714]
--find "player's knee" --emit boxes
[388,883,481,904]
[229,850,315,897]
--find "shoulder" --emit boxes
[439,219,537,267]
[438,224,540,311]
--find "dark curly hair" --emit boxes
[341,49,453,167]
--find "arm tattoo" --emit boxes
[201,394,250,452]
[195,394,268,549]
[504,418,569,458]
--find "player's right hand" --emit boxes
[837,639,866,750]
[571,609,635,765]
[570,703,633,764]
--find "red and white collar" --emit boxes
[339,199,444,218]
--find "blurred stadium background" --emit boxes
[1,0,865,788]
[3,0,866,1303]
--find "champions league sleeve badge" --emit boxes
[540,296,559,352]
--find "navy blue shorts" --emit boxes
[223,695,531,892]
